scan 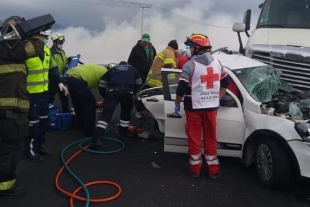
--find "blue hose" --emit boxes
[59,73,162,206]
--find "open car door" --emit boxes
[161,68,245,158]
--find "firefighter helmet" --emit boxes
[184,34,212,49]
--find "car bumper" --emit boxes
[288,140,310,178]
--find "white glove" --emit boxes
[58,83,69,95]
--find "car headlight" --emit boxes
[295,122,310,142]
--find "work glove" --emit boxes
[174,102,180,116]
[58,83,69,96]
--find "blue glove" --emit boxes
[175,102,180,115]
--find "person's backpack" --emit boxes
[49,104,75,130]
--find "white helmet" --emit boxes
[51,32,65,41]
[40,29,51,36]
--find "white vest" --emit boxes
[190,60,221,109]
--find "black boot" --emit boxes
[119,126,128,140]
[91,138,102,149]
[0,181,25,196]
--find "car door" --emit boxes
[161,68,245,158]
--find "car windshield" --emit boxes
[232,65,285,103]
[257,0,310,29]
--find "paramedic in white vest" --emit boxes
[174,34,229,179]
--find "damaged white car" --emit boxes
[137,51,310,188]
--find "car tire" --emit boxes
[255,137,291,189]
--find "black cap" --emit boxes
[168,40,178,50]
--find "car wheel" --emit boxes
[255,138,291,189]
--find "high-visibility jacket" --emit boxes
[26,45,57,93]
[0,37,44,112]
[66,64,108,89]
[50,46,67,76]
[147,46,178,87]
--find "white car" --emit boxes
[137,51,310,188]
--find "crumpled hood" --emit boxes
[191,53,214,65]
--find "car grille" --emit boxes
[248,44,310,91]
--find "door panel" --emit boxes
[161,69,245,158]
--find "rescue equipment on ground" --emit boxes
[49,104,75,130]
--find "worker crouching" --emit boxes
[92,61,142,148]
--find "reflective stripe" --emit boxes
[205,155,217,161]
[96,120,108,129]
[189,159,202,165]
[167,73,176,80]
[0,64,27,75]
[0,179,16,191]
[147,78,162,87]
[163,58,177,68]
[190,154,201,160]
[39,116,48,119]
[27,81,47,86]
[0,98,29,109]
[120,120,129,124]
[205,155,219,165]
[155,53,164,60]
[24,41,35,57]
[206,160,220,165]
[30,139,35,156]
[29,120,39,124]
[99,83,107,88]
[27,68,49,75]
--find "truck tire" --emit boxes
[255,137,292,189]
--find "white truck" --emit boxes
[232,0,310,91]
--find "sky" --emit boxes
[1,0,264,64]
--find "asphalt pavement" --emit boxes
[1,90,310,207]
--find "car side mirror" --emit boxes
[220,94,238,107]
[243,9,251,31]
[233,22,246,32]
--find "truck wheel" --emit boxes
[255,138,291,189]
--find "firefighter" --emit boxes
[0,16,45,196]
[92,61,142,148]
[49,32,70,112]
[24,29,68,161]
[174,34,229,179]
[65,64,108,137]
[146,40,179,87]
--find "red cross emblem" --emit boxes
[200,67,219,89]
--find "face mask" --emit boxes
[43,39,47,45]
[186,48,192,58]
[58,45,63,49]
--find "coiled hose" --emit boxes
[55,73,162,207]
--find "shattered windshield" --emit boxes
[258,0,310,29]
[233,65,282,103]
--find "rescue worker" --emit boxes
[24,29,68,161]
[49,32,70,112]
[147,40,179,87]
[65,64,108,137]
[92,61,142,147]
[174,34,229,179]
[0,16,45,196]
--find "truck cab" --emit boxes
[233,0,310,91]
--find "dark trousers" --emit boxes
[93,89,134,139]
[65,77,96,136]
[24,92,49,156]
[0,110,28,182]
[48,81,70,112]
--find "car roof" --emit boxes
[212,52,267,70]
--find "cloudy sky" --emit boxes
[2,0,263,64]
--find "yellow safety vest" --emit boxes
[26,45,50,93]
